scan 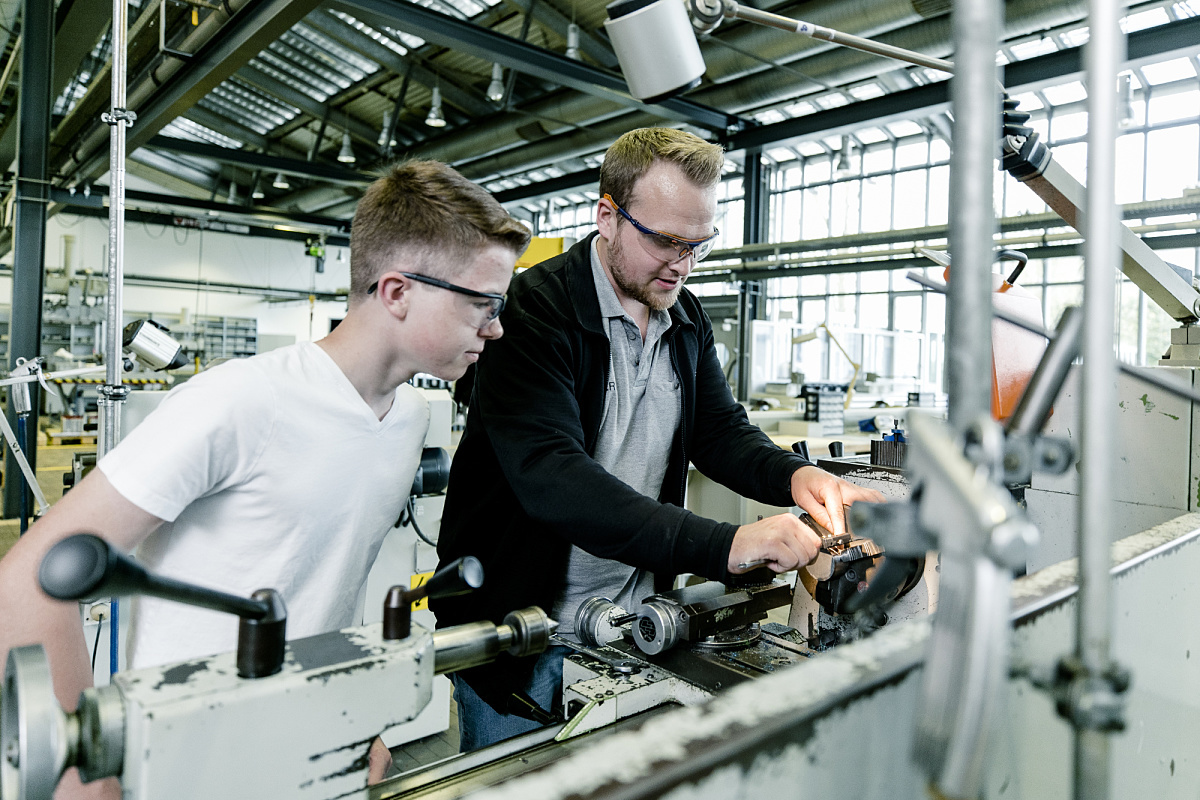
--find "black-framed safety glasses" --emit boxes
[368,272,507,328]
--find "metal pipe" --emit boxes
[724,1,955,73]
[100,0,132,677]
[945,0,999,432]
[1076,0,1124,793]
[99,0,131,459]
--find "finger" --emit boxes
[822,484,847,538]
[797,524,822,565]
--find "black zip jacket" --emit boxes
[432,233,812,710]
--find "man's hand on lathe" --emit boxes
[727,513,823,574]
[789,465,885,538]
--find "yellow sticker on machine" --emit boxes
[410,571,433,611]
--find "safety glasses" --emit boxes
[368,273,506,329]
[603,193,719,264]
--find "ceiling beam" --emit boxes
[48,183,352,230]
[330,0,741,133]
[127,150,220,198]
[492,166,598,205]
[144,134,375,185]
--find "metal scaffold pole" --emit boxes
[99,0,135,675]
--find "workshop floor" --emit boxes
[0,442,92,559]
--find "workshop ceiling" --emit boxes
[7,0,1200,231]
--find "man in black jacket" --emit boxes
[434,128,883,751]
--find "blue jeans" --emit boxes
[453,646,568,752]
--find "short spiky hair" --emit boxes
[599,128,724,209]
[349,160,531,301]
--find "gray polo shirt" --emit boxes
[552,238,683,640]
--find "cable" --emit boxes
[90,616,103,672]
[398,496,437,547]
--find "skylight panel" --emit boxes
[1174,0,1200,17]
[849,82,884,100]
[1140,56,1197,85]
[813,93,848,109]
[1059,26,1089,48]
[161,118,244,149]
[1042,81,1087,105]
[249,56,333,101]
[292,24,379,74]
[767,147,796,162]
[855,127,888,144]
[795,140,827,157]
[1121,6,1170,32]
[1009,91,1043,110]
[780,100,815,117]
[1009,38,1057,60]
[886,120,924,137]
[754,108,786,124]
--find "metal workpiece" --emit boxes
[431,607,556,675]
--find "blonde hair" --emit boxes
[349,160,530,301]
[599,128,724,209]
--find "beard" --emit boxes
[606,232,684,312]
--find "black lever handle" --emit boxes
[792,440,811,461]
[41,534,270,619]
[40,534,287,678]
[828,441,844,458]
[383,556,483,640]
[422,556,484,600]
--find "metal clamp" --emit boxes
[97,384,131,402]
[100,109,137,127]
[1019,657,1131,732]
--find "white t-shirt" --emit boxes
[99,342,429,669]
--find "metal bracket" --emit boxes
[101,109,137,127]
[1017,656,1131,732]
[1001,434,1075,484]
[97,384,131,403]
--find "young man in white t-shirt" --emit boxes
[0,160,530,798]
